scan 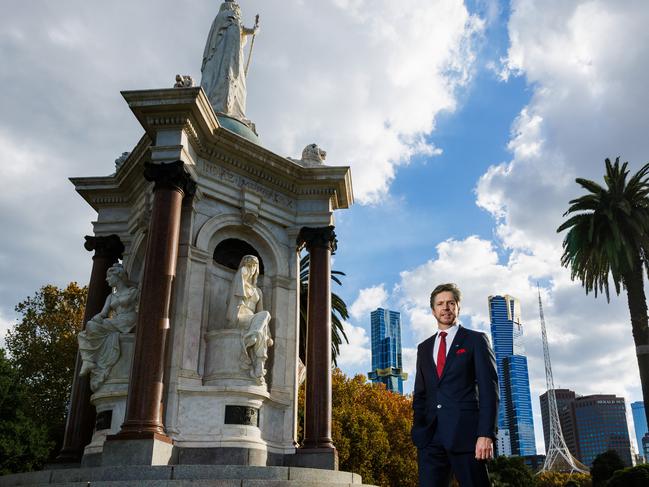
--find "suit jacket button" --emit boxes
[437,404,442,409]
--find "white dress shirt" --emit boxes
[432,323,460,366]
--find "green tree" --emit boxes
[0,348,52,474]
[487,456,536,487]
[606,464,649,487]
[297,370,418,487]
[5,283,87,460]
[590,450,625,487]
[536,471,592,487]
[331,370,418,487]
[299,254,349,366]
[557,158,649,429]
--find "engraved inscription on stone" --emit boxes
[224,405,260,427]
[200,160,294,208]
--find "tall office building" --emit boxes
[367,308,407,394]
[489,295,537,456]
[631,401,647,461]
[573,395,632,467]
[540,391,633,467]
[540,389,579,459]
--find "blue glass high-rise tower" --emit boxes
[631,401,648,461]
[489,295,537,456]
[367,308,407,394]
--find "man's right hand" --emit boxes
[475,436,494,460]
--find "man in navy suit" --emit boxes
[411,283,498,486]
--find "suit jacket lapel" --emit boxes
[425,332,437,374]
[438,325,468,383]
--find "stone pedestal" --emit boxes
[0,465,376,486]
[292,448,339,470]
[82,334,135,466]
[102,435,174,466]
[204,329,255,385]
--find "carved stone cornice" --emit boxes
[121,88,353,210]
[297,226,337,253]
[84,234,125,260]
[144,161,197,198]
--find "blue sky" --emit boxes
[2,0,649,456]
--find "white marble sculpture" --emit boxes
[114,151,130,172]
[174,74,195,88]
[289,143,327,167]
[200,0,259,122]
[226,255,273,386]
[78,263,138,392]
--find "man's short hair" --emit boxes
[430,283,462,308]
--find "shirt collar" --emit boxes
[436,323,460,340]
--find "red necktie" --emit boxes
[437,331,447,378]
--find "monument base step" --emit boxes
[0,466,378,487]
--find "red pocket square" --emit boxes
[456,348,467,355]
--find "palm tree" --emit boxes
[557,157,649,429]
[299,254,349,367]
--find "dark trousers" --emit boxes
[417,432,490,487]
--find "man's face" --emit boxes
[431,290,459,328]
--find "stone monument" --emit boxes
[0,2,378,486]
[201,0,259,131]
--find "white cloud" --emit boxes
[0,0,482,322]
[247,0,484,203]
[396,0,649,451]
[401,346,418,393]
[477,0,649,406]
[336,321,371,369]
[349,284,388,321]
[397,236,549,341]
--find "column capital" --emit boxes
[144,160,196,197]
[297,226,337,253]
[84,234,124,260]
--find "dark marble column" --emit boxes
[110,160,195,442]
[297,226,337,452]
[55,235,124,463]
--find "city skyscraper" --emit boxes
[489,294,537,456]
[540,390,633,467]
[573,394,632,467]
[630,401,647,461]
[367,308,407,394]
[540,389,579,459]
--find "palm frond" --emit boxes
[558,157,649,301]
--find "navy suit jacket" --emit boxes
[411,325,498,452]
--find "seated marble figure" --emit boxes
[78,263,138,391]
[226,255,273,386]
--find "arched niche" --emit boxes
[195,213,287,278]
[214,238,265,275]
[200,221,279,336]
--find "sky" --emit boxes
[2,0,649,456]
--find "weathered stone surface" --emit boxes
[102,439,174,466]
[288,468,353,483]
[0,466,377,486]
[0,470,51,486]
[173,465,288,480]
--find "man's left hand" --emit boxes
[475,436,493,460]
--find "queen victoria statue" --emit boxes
[226,255,273,386]
[78,263,138,391]
[201,0,259,123]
